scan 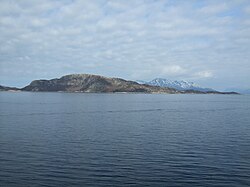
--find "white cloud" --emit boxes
[244,6,250,14]
[0,0,249,89]
[195,71,214,78]
[198,3,228,14]
[161,65,187,76]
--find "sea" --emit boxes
[0,92,250,187]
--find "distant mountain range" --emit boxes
[0,74,238,94]
[224,88,250,94]
[137,78,215,92]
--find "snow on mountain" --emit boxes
[136,78,215,92]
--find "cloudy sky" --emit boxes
[0,0,250,90]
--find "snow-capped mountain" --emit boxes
[136,78,215,92]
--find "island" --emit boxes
[1,74,239,94]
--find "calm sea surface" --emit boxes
[0,92,250,187]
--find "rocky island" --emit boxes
[22,74,178,93]
[1,74,238,94]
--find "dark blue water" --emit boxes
[0,92,250,187]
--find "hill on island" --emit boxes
[0,85,20,91]
[21,74,178,93]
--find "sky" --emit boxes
[0,0,250,90]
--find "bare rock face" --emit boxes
[22,74,178,93]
